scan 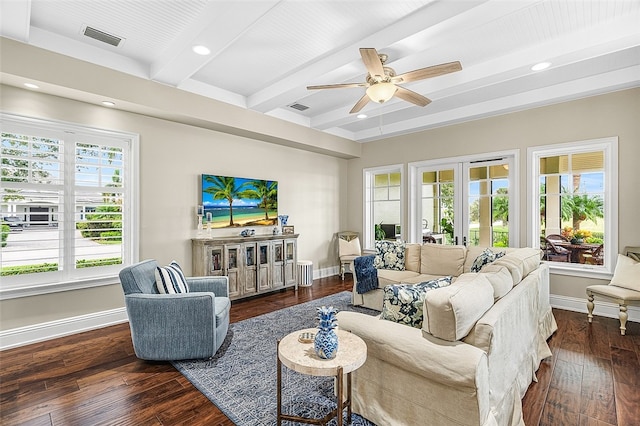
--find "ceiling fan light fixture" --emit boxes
[366,82,397,103]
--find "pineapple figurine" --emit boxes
[314,306,339,359]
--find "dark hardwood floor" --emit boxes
[1,275,639,426]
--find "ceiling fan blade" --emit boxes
[360,48,385,78]
[394,61,462,83]
[307,82,367,90]
[395,86,431,107]
[349,94,370,114]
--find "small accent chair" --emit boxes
[541,236,571,262]
[587,246,640,335]
[338,231,361,280]
[582,243,604,265]
[119,259,231,360]
[546,233,569,242]
[423,235,437,244]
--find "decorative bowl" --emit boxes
[298,332,315,344]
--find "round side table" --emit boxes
[277,328,367,426]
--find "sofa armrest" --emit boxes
[187,276,229,297]
[337,311,487,389]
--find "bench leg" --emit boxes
[587,292,595,323]
[619,304,628,336]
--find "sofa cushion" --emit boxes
[404,243,422,273]
[492,248,541,285]
[423,273,494,341]
[479,264,514,300]
[155,261,190,294]
[420,244,466,277]
[377,270,422,287]
[381,276,453,328]
[610,254,640,292]
[470,248,506,272]
[374,240,406,270]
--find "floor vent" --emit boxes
[288,103,309,111]
[82,25,124,47]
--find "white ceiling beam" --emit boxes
[354,66,640,142]
[245,0,493,114]
[309,22,640,132]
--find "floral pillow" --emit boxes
[471,248,506,272]
[374,240,406,271]
[380,276,452,328]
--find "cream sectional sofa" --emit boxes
[338,244,557,426]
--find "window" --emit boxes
[1,113,138,298]
[363,165,403,248]
[528,137,617,277]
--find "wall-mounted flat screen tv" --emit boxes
[201,174,278,228]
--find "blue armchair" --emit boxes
[119,259,231,360]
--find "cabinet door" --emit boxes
[243,243,257,295]
[207,246,225,276]
[258,242,271,292]
[225,244,241,298]
[284,238,297,287]
[271,240,284,289]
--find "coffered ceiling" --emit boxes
[1,0,639,142]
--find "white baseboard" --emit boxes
[0,307,129,351]
[550,294,640,322]
[315,266,339,280]
[10,287,633,352]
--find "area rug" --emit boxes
[172,291,378,426]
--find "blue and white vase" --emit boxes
[278,215,289,226]
[314,306,338,359]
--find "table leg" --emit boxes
[336,366,343,426]
[277,340,282,426]
[347,371,352,423]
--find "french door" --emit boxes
[410,152,518,247]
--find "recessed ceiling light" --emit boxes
[24,83,39,89]
[356,114,368,119]
[531,62,551,71]
[101,101,116,107]
[192,45,211,55]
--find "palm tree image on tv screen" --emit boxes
[202,174,278,228]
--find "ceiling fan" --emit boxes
[307,48,462,114]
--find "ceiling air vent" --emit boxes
[82,25,124,47]
[288,103,309,111]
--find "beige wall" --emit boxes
[1,40,637,332]
[346,88,640,299]
[0,85,349,330]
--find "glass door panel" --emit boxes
[465,159,511,247]
[418,166,457,245]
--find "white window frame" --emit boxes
[0,113,139,300]
[527,137,618,279]
[363,164,404,249]
[409,150,520,247]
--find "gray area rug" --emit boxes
[172,291,378,426]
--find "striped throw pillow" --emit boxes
[155,261,189,294]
